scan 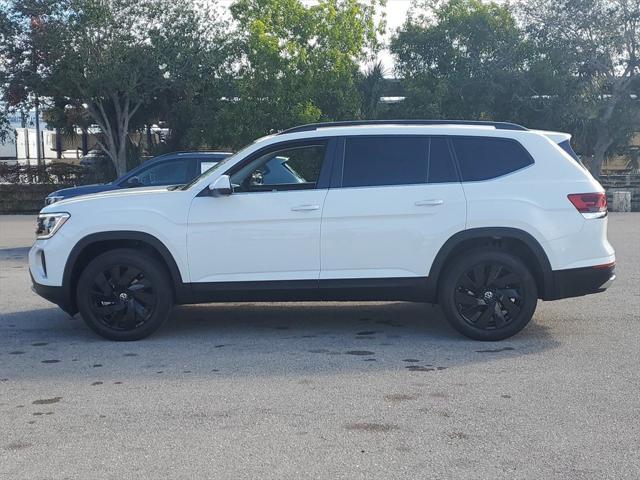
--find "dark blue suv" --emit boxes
[45,151,232,205]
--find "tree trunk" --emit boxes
[591,124,615,180]
[87,95,140,177]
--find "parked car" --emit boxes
[45,150,233,205]
[30,120,615,341]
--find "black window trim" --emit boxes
[221,137,337,194]
[333,134,461,189]
[448,135,535,183]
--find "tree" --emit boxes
[391,0,529,121]
[220,0,383,147]
[2,0,228,176]
[519,0,640,177]
[0,0,32,143]
[359,61,387,119]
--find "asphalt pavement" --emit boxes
[1,213,639,479]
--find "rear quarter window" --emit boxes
[557,139,585,167]
[451,137,534,182]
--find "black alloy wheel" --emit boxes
[453,262,524,331]
[77,249,173,341]
[88,264,156,331]
[439,248,538,341]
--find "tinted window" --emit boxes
[558,140,585,167]
[452,137,533,181]
[428,137,458,183]
[135,159,195,185]
[343,136,428,187]
[231,143,326,193]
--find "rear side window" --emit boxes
[451,137,533,182]
[343,136,428,187]
[428,137,458,183]
[342,136,457,187]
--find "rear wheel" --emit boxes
[439,249,538,341]
[76,249,173,341]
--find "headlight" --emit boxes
[36,213,70,239]
[46,196,64,205]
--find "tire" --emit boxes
[438,248,538,341]
[76,248,173,341]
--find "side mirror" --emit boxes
[208,174,233,196]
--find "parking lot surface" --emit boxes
[1,214,639,479]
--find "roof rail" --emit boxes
[278,119,528,135]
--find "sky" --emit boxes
[375,0,414,72]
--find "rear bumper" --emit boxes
[30,273,77,315]
[546,263,615,300]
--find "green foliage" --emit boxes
[2,0,229,175]
[391,0,529,120]
[358,61,387,119]
[518,0,640,175]
[2,0,638,178]
[218,0,383,147]
[391,0,639,176]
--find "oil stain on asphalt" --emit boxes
[476,347,515,353]
[344,422,400,432]
[32,397,61,405]
[384,393,419,402]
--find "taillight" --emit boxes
[568,192,607,219]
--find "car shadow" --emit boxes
[0,301,560,381]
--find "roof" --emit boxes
[157,150,233,158]
[279,120,528,135]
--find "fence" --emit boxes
[600,174,640,212]
[0,163,112,214]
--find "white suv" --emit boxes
[29,120,615,341]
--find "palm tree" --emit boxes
[359,61,387,120]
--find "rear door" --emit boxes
[320,135,466,280]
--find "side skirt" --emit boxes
[182,277,432,304]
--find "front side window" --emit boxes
[134,159,195,186]
[231,143,326,193]
[452,137,534,182]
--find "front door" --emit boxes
[187,139,333,283]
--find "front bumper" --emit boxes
[30,272,77,315]
[547,263,615,300]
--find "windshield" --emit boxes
[180,143,253,190]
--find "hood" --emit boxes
[47,183,119,199]
[42,185,174,213]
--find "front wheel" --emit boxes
[76,248,173,341]
[438,249,538,341]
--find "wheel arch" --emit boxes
[63,231,188,313]
[427,227,554,301]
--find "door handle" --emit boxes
[291,204,320,212]
[415,199,444,207]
